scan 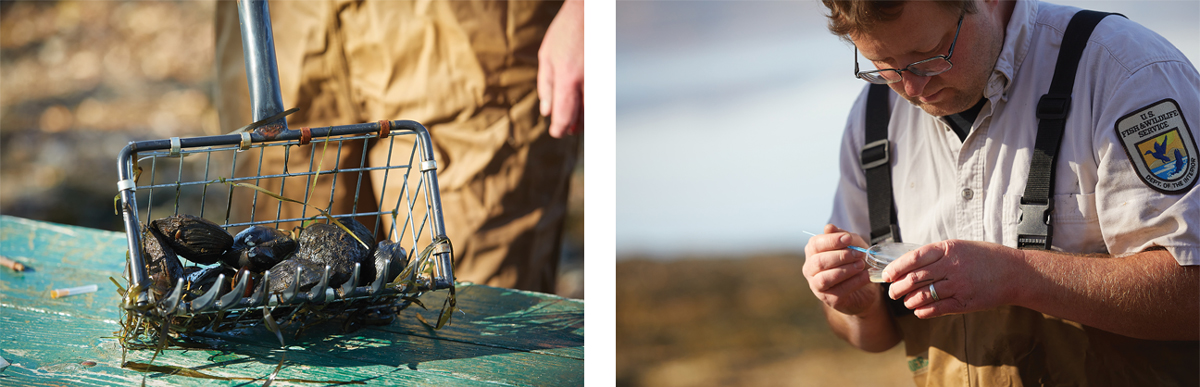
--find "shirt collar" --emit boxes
[988,0,1038,103]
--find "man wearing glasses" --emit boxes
[802,0,1199,385]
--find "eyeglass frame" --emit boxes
[853,12,965,84]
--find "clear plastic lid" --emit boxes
[863,242,921,283]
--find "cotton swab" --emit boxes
[51,284,98,299]
[802,230,871,254]
[0,256,25,272]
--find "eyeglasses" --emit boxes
[854,13,964,84]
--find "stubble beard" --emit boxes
[901,85,982,117]
[901,22,1004,117]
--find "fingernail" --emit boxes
[839,233,851,245]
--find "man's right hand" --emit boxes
[538,0,584,139]
[803,224,881,316]
[803,224,900,352]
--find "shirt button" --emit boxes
[961,188,974,200]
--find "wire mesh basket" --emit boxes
[114,120,455,349]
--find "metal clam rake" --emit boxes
[114,121,454,349]
[112,0,455,350]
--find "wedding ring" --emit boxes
[930,283,940,301]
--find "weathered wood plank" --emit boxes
[382,286,585,360]
[2,306,540,386]
[183,322,585,387]
[0,216,128,322]
[0,216,583,386]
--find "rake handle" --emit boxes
[237,0,288,133]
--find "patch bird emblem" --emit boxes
[1144,137,1172,166]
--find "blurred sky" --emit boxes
[615,0,1200,259]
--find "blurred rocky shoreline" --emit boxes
[618,255,909,386]
[2,1,218,230]
[0,1,583,299]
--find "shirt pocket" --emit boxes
[1003,193,1106,253]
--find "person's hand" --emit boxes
[803,224,881,316]
[537,0,583,138]
[882,239,1024,319]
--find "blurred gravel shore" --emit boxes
[618,255,910,386]
[1,1,218,230]
[0,1,583,299]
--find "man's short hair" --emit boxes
[822,0,977,40]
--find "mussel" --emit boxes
[267,220,376,293]
[152,215,233,265]
[141,225,184,301]
[221,226,296,273]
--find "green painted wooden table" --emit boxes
[0,215,583,386]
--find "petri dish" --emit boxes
[864,242,922,283]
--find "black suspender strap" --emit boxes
[863,83,910,317]
[1017,10,1122,249]
[862,83,901,244]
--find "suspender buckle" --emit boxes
[1036,94,1071,120]
[870,225,901,245]
[860,139,890,170]
[1017,201,1054,249]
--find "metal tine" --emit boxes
[218,273,250,310]
[308,264,332,303]
[262,306,286,348]
[159,278,185,316]
[340,262,361,296]
[370,257,390,294]
[279,266,302,304]
[246,270,271,307]
[191,274,226,313]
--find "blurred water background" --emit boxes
[617,0,1200,260]
[0,1,584,299]
[616,1,1198,386]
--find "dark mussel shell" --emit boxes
[339,218,375,252]
[142,225,184,301]
[153,215,233,265]
[266,256,323,295]
[267,221,374,293]
[338,219,377,285]
[222,226,297,273]
[373,240,408,285]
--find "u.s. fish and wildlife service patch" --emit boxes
[1116,99,1198,194]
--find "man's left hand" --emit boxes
[882,240,1025,319]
